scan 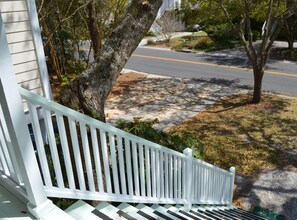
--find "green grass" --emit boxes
[147,31,239,52]
[191,31,208,37]
[173,93,297,175]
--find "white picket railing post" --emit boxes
[26,0,53,100]
[0,13,54,218]
[229,166,236,205]
[183,148,193,210]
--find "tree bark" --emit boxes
[60,0,162,121]
[220,0,287,104]
[41,17,63,80]
[288,40,294,49]
[252,68,264,104]
[86,0,102,57]
[284,20,295,49]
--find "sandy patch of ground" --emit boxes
[106,70,248,130]
[108,71,146,99]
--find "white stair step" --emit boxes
[136,203,167,220]
[216,205,233,211]
[214,207,255,220]
[187,206,217,220]
[210,209,242,220]
[151,204,181,220]
[169,205,207,220]
[95,202,124,220]
[199,205,224,211]
[193,205,233,220]
[174,204,205,219]
[198,205,241,220]
[178,210,207,220]
[43,206,76,220]
[65,200,99,220]
[117,203,149,220]
[163,205,195,220]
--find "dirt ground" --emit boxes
[108,72,146,99]
[105,70,247,130]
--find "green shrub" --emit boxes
[60,73,79,87]
[116,118,205,159]
[193,37,213,50]
[252,31,260,41]
[181,40,197,49]
[146,39,156,45]
[171,43,184,51]
[146,30,155,37]
[205,23,237,42]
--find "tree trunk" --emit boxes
[60,0,163,121]
[286,28,295,50]
[41,18,63,81]
[288,40,294,49]
[86,0,102,57]
[252,68,264,104]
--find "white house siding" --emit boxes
[158,0,181,18]
[0,0,50,97]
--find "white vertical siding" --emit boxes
[0,0,48,97]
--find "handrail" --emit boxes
[20,88,189,159]
[0,11,53,218]
[20,87,235,206]
[20,88,231,174]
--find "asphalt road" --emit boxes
[125,47,297,96]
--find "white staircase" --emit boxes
[65,200,269,220]
[0,3,264,219]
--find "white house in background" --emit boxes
[158,0,182,18]
[151,0,183,34]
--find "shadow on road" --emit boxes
[194,47,282,70]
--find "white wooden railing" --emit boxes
[1,11,54,217]
[20,88,235,206]
[0,106,24,187]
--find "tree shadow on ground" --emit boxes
[195,50,281,69]
[178,92,297,174]
[108,74,297,173]
[193,94,297,218]
[106,76,253,130]
[245,169,297,220]
[281,197,297,219]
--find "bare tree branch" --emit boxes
[219,0,287,103]
[37,0,45,15]
[41,0,92,46]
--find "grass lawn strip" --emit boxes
[147,31,239,52]
[173,93,297,176]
